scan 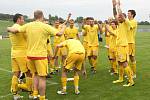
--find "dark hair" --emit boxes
[70,19,74,22]
[123,13,127,18]
[86,17,94,20]
[111,20,118,25]
[128,10,136,18]
[13,13,23,23]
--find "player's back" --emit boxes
[21,21,57,57]
[65,39,85,54]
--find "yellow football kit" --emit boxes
[64,26,78,39]
[19,21,58,76]
[61,39,85,70]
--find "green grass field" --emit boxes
[0,31,150,100]
[0,20,13,35]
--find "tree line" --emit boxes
[0,13,149,25]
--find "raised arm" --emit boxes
[56,13,71,36]
[62,13,72,25]
[7,27,19,33]
[112,0,117,19]
[97,21,103,33]
[116,0,122,14]
[105,24,117,37]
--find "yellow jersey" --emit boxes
[109,29,118,49]
[84,25,99,46]
[64,26,78,39]
[82,25,88,42]
[9,24,26,58]
[61,39,85,55]
[54,27,65,44]
[127,19,137,44]
[19,21,58,58]
[116,20,129,46]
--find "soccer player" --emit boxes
[54,38,85,95]
[53,20,67,72]
[81,17,90,76]
[9,14,32,100]
[104,18,113,49]
[47,37,55,76]
[83,17,102,73]
[8,10,70,100]
[105,20,118,75]
[127,10,137,78]
[112,0,134,87]
[64,19,79,40]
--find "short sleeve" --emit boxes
[18,24,28,33]
[45,24,59,36]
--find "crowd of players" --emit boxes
[7,0,137,100]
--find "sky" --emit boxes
[0,0,150,21]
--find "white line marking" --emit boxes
[0,67,59,99]
[0,68,12,73]
[47,80,59,85]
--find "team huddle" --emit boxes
[7,0,137,100]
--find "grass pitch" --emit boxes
[0,20,150,100]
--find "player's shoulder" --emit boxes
[12,23,21,28]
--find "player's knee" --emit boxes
[25,70,32,77]
[93,56,97,59]
[122,62,128,68]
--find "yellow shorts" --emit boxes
[12,57,28,73]
[87,46,98,56]
[47,43,54,57]
[128,43,135,56]
[109,47,116,59]
[27,59,48,76]
[116,46,129,62]
[64,53,85,70]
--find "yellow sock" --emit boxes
[11,75,18,94]
[26,77,32,91]
[18,83,28,90]
[92,58,97,70]
[40,96,45,100]
[112,61,118,73]
[131,61,136,75]
[119,66,124,81]
[33,90,38,97]
[61,77,67,91]
[74,76,79,90]
[125,66,134,83]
